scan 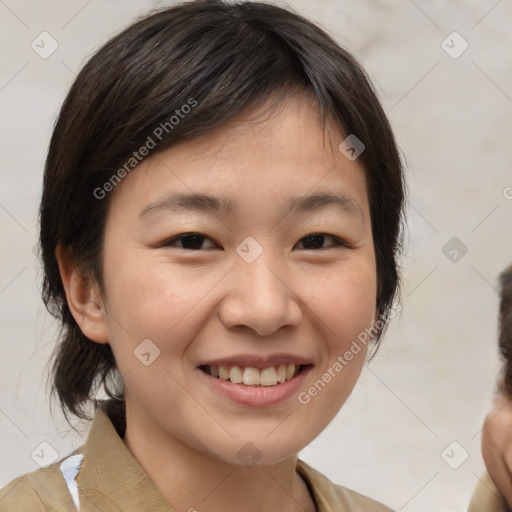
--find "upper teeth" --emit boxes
[207,364,298,386]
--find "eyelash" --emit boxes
[160,232,349,251]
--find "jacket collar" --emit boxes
[76,399,173,511]
[74,399,351,512]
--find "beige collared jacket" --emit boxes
[0,400,394,511]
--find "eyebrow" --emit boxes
[138,191,363,221]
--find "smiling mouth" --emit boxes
[198,364,311,387]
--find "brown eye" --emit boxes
[296,234,346,250]
[162,233,217,250]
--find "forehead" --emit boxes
[177,92,345,165]
[106,93,369,223]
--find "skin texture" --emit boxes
[57,93,378,512]
[482,394,512,506]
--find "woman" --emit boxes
[1,1,405,510]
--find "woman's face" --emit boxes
[97,93,377,465]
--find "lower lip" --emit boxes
[197,366,312,406]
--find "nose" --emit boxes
[218,256,303,336]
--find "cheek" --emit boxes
[103,253,209,334]
[101,253,231,379]
[296,262,376,415]
[308,261,377,346]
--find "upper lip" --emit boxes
[197,353,313,369]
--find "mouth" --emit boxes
[198,363,311,387]
[196,355,314,406]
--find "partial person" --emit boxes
[469,264,512,511]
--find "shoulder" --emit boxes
[0,474,47,511]
[334,484,395,512]
[0,458,77,512]
[467,470,509,512]
[296,459,394,511]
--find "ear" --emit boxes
[55,244,110,344]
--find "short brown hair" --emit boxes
[39,0,406,422]
[498,264,512,397]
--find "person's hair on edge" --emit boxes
[38,0,406,425]
[497,264,512,398]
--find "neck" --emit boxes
[122,404,315,512]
